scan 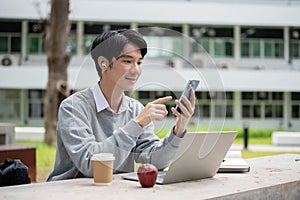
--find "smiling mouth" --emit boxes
[125,77,137,81]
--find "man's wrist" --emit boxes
[172,126,186,138]
[134,118,144,128]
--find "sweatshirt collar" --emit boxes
[92,83,132,113]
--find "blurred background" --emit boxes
[0,0,299,182]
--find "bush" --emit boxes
[155,126,274,139]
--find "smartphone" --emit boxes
[175,79,200,113]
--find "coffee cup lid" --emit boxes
[92,153,115,161]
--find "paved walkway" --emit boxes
[231,144,300,152]
[14,127,300,152]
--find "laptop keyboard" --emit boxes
[157,171,166,182]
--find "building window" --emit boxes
[213,92,233,118]
[28,22,77,54]
[84,35,95,54]
[290,41,299,58]
[214,104,226,118]
[242,105,250,118]
[252,40,260,57]
[84,23,130,54]
[274,105,283,118]
[242,92,283,119]
[28,35,45,53]
[201,104,210,118]
[290,29,300,59]
[28,22,45,54]
[67,35,77,54]
[138,91,150,99]
[0,36,8,52]
[138,25,183,58]
[257,91,268,100]
[191,27,234,57]
[135,90,233,119]
[0,22,21,53]
[253,105,261,118]
[292,92,300,119]
[133,90,177,117]
[241,28,284,59]
[264,40,284,58]
[67,24,77,54]
[241,40,260,58]
[242,92,254,100]
[0,89,21,119]
[265,105,272,118]
[272,92,283,100]
[0,35,21,53]
[197,91,233,119]
[28,90,44,118]
[242,39,283,58]
[265,105,283,118]
[200,39,209,53]
[292,105,300,118]
[11,36,21,52]
[144,35,183,58]
[225,41,233,56]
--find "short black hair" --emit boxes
[90,29,147,77]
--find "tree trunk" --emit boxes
[44,0,71,146]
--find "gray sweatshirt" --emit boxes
[47,84,184,181]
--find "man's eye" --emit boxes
[137,61,143,65]
[123,60,131,63]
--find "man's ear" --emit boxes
[97,56,109,71]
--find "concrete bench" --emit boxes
[15,127,45,141]
[0,144,36,182]
[272,131,300,146]
[0,123,15,144]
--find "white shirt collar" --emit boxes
[92,83,109,112]
[92,83,132,113]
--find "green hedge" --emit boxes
[155,126,274,139]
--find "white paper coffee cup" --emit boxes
[91,153,115,185]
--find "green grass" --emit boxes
[16,127,300,182]
[241,150,300,158]
[16,141,56,182]
[234,137,272,145]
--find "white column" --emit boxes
[20,89,28,125]
[283,92,291,129]
[234,25,241,64]
[182,24,190,65]
[283,26,290,64]
[233,91,241,120]
[130,22,138,31]
[21,20,28,64]
[76,21,84,57]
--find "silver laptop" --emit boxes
[122,131,237,184]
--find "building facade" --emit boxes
[0,0,300,130]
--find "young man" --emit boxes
[47,29,195,181]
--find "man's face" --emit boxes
[104,43,143,91]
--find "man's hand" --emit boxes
[134,96,172,127]
[171,89,196,137]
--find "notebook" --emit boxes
[122,131,238,184]
[218,150,250,173]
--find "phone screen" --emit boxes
[175,79,200,113]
